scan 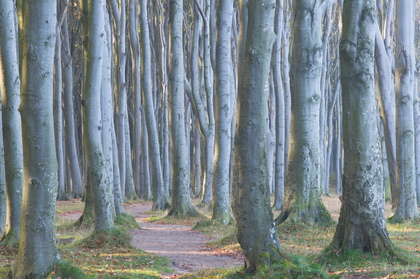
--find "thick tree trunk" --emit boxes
[232,0,282,273]
[392,0,419,221]
[13,0,59,276]
[0,0,23,246]
[212,0,234,225]
[168,0,198,217]
[330,0,394,253]
[276,0,333,226]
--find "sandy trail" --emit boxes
[125,202,242,278]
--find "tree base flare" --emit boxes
[275,199,334,226]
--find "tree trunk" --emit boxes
[392,0,419,221]
[212,0,234,225]
[13,0,59,276]
[62,3,83,199]
[272,0,285,210]
[375,24,398,208]
[330,0,394,253]
[140,0,170,210]
[168,0,198,217]
[276,0,333,226]
[82,0,114,232]
[54,14,68,201]
[0,0,23,246]
[232,0,282,273]
[102,12,124,216]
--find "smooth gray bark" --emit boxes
[13,0,59,276]
[393,0,419,221]
[140,0,170,210]
[61,6,83,198]
[82,0,114,232]
[276,0,333,225]
[375,23,397,208]
[168,0,198,217]
[0,0,23,246]
[128,0,142,200]
[232,0,281,273]
[212,0,234,225]
[330,0,394,253]
[109,0,130,196]
[54,15,68,201]
[272,0,285,210]
[190,0,215,206]
[102,14,124,216]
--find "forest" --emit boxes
[0,0,419,278]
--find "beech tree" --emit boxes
[232,0,282,272]
[212,0,235,225]
[168,0,198,216]
[140,0,170,210]
[330,0,394,254]
[392,0,419,221]
[276,0,334,226]
[13,0,59,276]
[82,0,114,232]
[0,0,23,246]
[61,0,83,199]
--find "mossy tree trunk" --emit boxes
[13,0,59,277]
[329,0,395,253]
[232,0,281,273]
[0,0,23,246]
[276,0,334,226]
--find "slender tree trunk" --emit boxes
[62,4,83,199]
[140,0,170,210]
[82,0,114,232]
[0,0,23,246]
[272,0,285,210]
[276,0,333,225]
[13,0,59,276]
[128,0,142,200]
[55,14,68,201]
[330,0,394,254]
[375,24,397,208]
[168,0,198,217]
[212,0,234,225]
[392,0,419,221]
[232,0,282,273]
[102,12,124,216]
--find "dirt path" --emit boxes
[125,202,242,278]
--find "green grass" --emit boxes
[0,200,173,279]
[1,198,419,278]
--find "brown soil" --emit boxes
[58,201,243,278]
[124,202,242,278]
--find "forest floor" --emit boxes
[56,199,243,278]
[1,196,419,278]
[124,202,242,278]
